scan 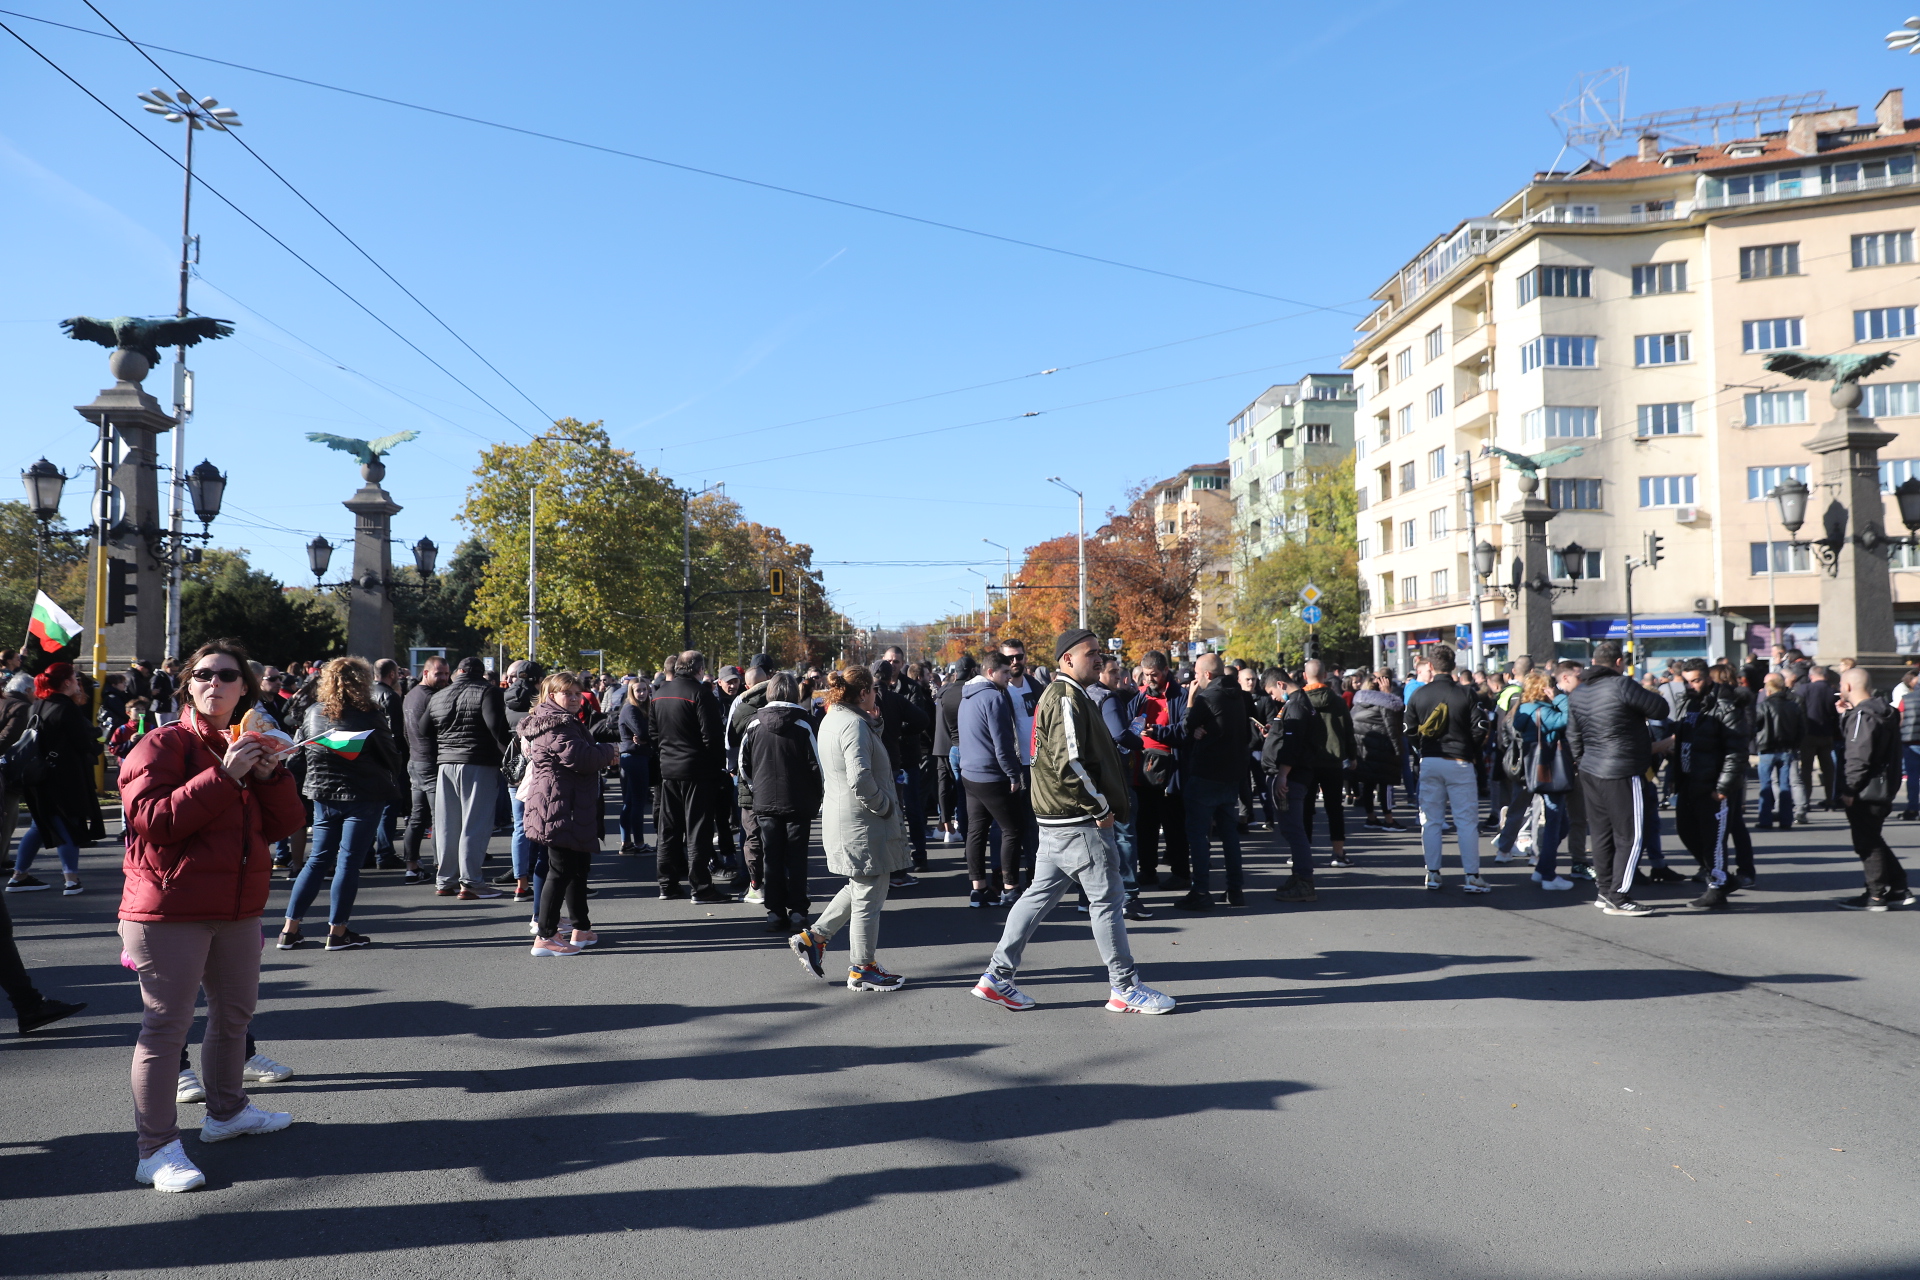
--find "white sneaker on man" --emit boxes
[175,1069,206,1104]
[134,1139,206,1192]
[1540,876,1575,890]
[1462,874,1493,894]
[242,1053,293,1083]
[198,1103,293,1143]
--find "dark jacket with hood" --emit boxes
[1183,674,1252,785]
[300,702,404,806]
[1566,664,1669,780]
[727,680,771,804]
[738,700,823,818]
[876,684,931,770]
[1673,682,1745,794]
[372,680,407,768]
[649,674,724,781]
[1840,693,1901,801]
[428,673,510,768]
[1349,688,1403,781]
[402,679,439,777]
[1273,684,1356,773]
[517,699,618,851]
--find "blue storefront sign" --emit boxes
[1559,616,1708,640]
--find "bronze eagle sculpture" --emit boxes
[1763,351,1898,393]
[1486,443,1586,476]
[60,314,234,366]
[305,431,420,466]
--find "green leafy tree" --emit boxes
[0,500,86,655]
[1226,457,1365,668]
[180,547,344,667]
[391,538,493,662]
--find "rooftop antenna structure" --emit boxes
[1552,68,1833,167]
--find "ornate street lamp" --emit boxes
[186,459,226,526]
[1562,541,1587,583]
[308,535,334,581]
[411,536,438,578]
[1772,477,1810,535]
[21,458,67,522]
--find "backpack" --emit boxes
[0,707,48,790]
[1497,704,1525,780]
[501,733,528,787]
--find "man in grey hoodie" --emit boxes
[958,651,1032,907]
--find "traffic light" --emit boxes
[107,556,139,624]
[1645,531,1665,568]
[769,567,786,597]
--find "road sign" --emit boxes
[90,426,125,473]
[1106,638,1123,651]
[91,484,123,527]
[1299,582,1322,605]
[769,568,786,597]
[1300,604,1323,625]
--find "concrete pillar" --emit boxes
[1804,389,1901,688]
[75,352,174,669]
[1501,474,1557,671]
[1371,630,1384,673]
[343,459,401,661]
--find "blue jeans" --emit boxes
[1417,757,1481,873]
[15,815,79,878]
[1275,773,1314,878]
[1531,793,1569,879]
[1756,752,1796,829]
[510,794,536,880]
[619,751,651,844]
[1182,775,1243,895]
[285,798,385,928]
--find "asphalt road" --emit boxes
[4,793,1918,1280]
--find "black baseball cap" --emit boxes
[1054,628,1098,660]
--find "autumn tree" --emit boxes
[1225,456,1364,668]
[1091,484,1225,659]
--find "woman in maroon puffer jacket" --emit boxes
[518,671,617,957]
[117,638,306,1193]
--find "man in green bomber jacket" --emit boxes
[969,629,1176,1016]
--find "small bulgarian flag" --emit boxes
[22,590,82,673]
[308,728,376,759]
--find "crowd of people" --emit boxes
[0,627,1913,1194]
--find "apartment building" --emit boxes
[1226,373,1358,560]
[1350,88,1920,672]
[1150,461,1232,642]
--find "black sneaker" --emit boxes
[1163,875,1192,892]
[1136,871,1161,889]
[1689,884,1732,910]
[764,912,791,934]
[17,999,85,1033]
[1327,856,1354,868]
[1642,866,1686,884]
[658,884,689,900]
[3,876,49,893]
[1224,887,1245,907]
[403,869,430,885]
[889,872,919,889]
[1123,895,1153,921]
[1736,871,1757,889]
[1568,862,1596,882]
[1273,876,1318,904]
[691,886,735,904]
[513,886,535,903]
[324,930,372,950]
[490,871,519,886]
[1172,890,1213,912]
[619,841,640,856]
[1599,896,1654,916]
[1837,892,1901,912]
[968,888,990,908]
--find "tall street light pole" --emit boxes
[981,537,1011,630]
[138,88,240,660]
[1045,476,1087,629]
[682,481,724,649]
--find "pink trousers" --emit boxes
[119,918,261,1157]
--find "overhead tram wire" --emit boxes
[0,20,542,440]
[6,7,1363,313]
[81,1,554,427]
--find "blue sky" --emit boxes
[1,2,1910,631]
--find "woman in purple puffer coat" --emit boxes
[516,671,617,957]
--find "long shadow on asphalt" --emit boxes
[253,998,824,1043]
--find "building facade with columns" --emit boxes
[1350,87,1920,673]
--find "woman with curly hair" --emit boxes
[280,657,404,952]
[787,663,912,992]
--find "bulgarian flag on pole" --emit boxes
[308,728,376,759]
[24,591,82,669]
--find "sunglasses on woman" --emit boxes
[189,668,243,684]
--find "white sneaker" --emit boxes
[1540,876,1575,891]
[531,937,582,957]
[242,1053,293,1083]
[1492,847,1519,864]
[199,1103,292,1143]
[743,885,765,904]
[1529,871,1545,883]
[1462,874,1493,894]
[175,1069,206,1104]
[1423,870,1442,891]
[135,1139,206,1192]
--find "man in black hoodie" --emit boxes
[426,656,511,899]
[650,650,729,902]
[1566,640,1672,916]
[1269,659,1357,903]
[1178,653,1251,911]
[1672,659,1746,910]
[1835,668,1914,910]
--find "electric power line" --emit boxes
[0,18,543,439]
[3,6,1362,313]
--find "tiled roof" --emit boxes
[1568,126,1920,182]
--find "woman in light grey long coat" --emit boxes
[789,664,911,992]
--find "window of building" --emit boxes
[1547,478,1603,509]
[1745,389,1808,425]
[1881,458,1920,492]
[1524,405,1600,438]
[1357,536,1370,560]
[1246,477,1260,502]
[1852,230,1914,267]
[1634,332,1691,365]
[1229,458,1243,479]
[1520,335,1598,371]
[1308,382,1344,400]
[1375,412,1391,446]
[1355,435,1368,461]
[1638,474,1696,507]
[1431,569,1450,599]
[1427,446,1447,480]
[1637,402,1695,436]
[1397,406,1414,436]
[1375,362,1389,394]
[1190,473,1224,490]
[1424,327,1444,362]
[1631,262,1687,295]
[1550,547,1604,580]
[1399,461,1416,491]
[1739,243,1799,279]
[1748,463,1809,500]
[1518,265,1593,305]
[1750,541,1813,574]
[1429,507,1449,539]
[1856,307,1918,341]
[1399,518,1417,548]
[1400,576,1419,604]
[1864,382,1920,417]
[1632,199,1676,221]
[1742,318,1803,352]
[1304,422,1333,444]
[1395,349,1413,382]
[1356,485,1369,511]
[1426,386,1446,419]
